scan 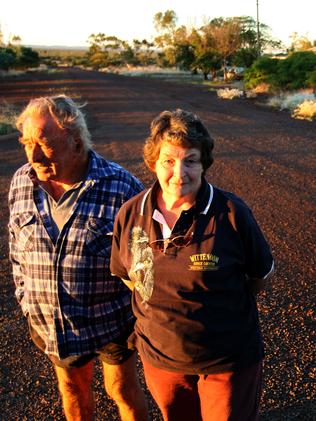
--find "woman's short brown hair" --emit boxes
[144,109,214,172]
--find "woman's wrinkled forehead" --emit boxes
[160,132,196,148]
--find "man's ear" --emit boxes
[73,136,83,152]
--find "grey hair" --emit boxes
[16,95,92,151]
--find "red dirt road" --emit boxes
[0,68,315,420]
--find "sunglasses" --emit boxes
[148,232,193,253]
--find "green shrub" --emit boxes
[306,69,316,90]
[0,47,17,70]
[16,47,40,69]
[276,51,316,90]
[232,47,258,68]
[244,52,316,91]
[244,56,279,89]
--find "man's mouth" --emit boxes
[34,165,50,171]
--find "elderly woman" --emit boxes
[110,109,274,421]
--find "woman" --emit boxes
[110,109,274,421]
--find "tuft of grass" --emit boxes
[0,101,19,135]
[266,90,316,120]
[292,100,316,121]
[267,91,316,111]
[245,90,257,99]
[217,88,243,100]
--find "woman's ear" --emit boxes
[148,162,156,173]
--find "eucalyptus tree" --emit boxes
[202,17,242,81]
[87,33,134,68]
[153,9,178,66]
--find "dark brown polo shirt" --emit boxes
[110,179,274,374]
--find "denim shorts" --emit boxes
[28,318,135,368]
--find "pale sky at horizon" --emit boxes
[1,0,315,48]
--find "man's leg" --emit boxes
[102,353,148,421]
[54,361,94,421]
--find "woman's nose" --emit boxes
[173,160,186,176]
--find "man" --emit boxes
[8,95,148,421]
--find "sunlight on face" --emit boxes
[21,114,77,184]
[154,142,203,203]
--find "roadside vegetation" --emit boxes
[0,35,39,71]
[0,101,19,135]
[1,11,315,121]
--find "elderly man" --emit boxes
[8,95,148,421]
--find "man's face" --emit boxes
[20,114,80,184]
[154,142,203,203]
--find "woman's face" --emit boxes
[154,142,203,203]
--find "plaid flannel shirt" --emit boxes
[8,150,143,359]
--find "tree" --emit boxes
[204,17,242,81]
[172,25,196,70]
[133,39,155,66]
[0,47,17,70]
[232,47,258,68]
[9,34,21,47]
[87,33,108,68]
[194,51,221,80]
[16,46,39,68]
[236,16,281,52]
[290,32,313,51]
[153,10,178,66]
[87,33,130,68]
[175,44,195,71]
[153,9,177,43]
[0,26,4,46]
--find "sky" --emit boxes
[1,0,316,48]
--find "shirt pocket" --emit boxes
[85,217,113,257]
[12,212,37,252]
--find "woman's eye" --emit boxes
[185,159,199,166]
[162,159,174,168]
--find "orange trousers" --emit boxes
[142,359,263,421]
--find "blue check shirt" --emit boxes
[8,150,143,359]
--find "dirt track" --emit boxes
[0,68,315,420]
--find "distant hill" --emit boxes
[27,45,88,51]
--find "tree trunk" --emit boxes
[223,58,227,82]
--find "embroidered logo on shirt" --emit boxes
[128,226,154,302]
[188,253,219,271]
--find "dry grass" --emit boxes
[266,91,316,120]
[217,88,243,99]
[292,100,316,120]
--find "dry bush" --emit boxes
[267,92,316,111]
[252,83,270,94]
[292,100,316,120]
[245,90,257,98]
[217,88,243,100]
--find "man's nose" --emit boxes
[28,143,44,162]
